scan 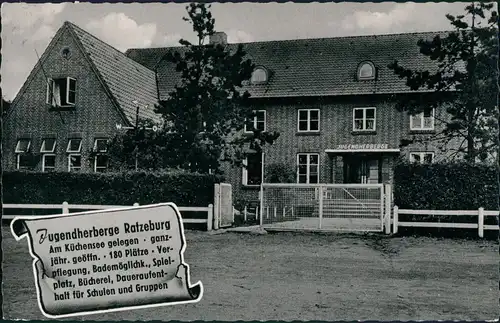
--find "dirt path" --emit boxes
[2,226,498,321]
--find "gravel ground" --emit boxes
[2,226,498,321]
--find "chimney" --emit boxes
[209,32,227,45]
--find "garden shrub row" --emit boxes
[393,161,499,239]
[3,170,223,207]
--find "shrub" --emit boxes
[393,161,499,238]
[3,170,224,207]
[265,163,295,183]
[393,161,498,210]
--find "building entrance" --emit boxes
[344,155,381,184]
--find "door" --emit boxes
[344,155,380,184]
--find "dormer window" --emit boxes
[251,67,268,85]
[357,61,376,81]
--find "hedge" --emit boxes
[393,162,499,238]
[3,170,224,207]
[394,162,498,210]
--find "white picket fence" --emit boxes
[2,202,215,231]
[393,206,499,238]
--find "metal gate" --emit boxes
[259,183,385,232]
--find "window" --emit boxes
[40,138,56,153]
[410,152,434,164]
[67,139,82,172]
[297,109,320,132]
[39,139,57,172]
[297,153,319,184]
[357,62,376,80]
[15,139,31,170]
[46,77,76,107]
[353,107,376,131]
[245,110,266,132]
[93,139,108,173]
[410,108,435,130]
[242,153,263,186]
[42,155,56,172]
[251,67,268,84]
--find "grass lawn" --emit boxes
[2,225,498,321]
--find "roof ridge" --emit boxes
[64,21,155,73]
[125,29,453,52]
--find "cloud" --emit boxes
[31,25,56,43]
[226,30,254,43]
[86,13,157,52]
[1,3,66,33]
[163,33,182,46]
[340,3,417,33]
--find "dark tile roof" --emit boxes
[67,22,160,124]
[125,31,450,100]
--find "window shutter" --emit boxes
[67,77,76,105]
[46,78,53,105]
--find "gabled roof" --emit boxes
[125,31,450,100]
[67,22,160,124]
[8,22,160,125]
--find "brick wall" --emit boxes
[3,27,125,172]
[224,95,462,204]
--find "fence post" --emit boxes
[62,202,69,214]
[259,184,264,227]
[318,185,324,229]
[207,204,214,231]
[214,184,220,230]
[243,206,247,223]
[274,207,277,218]
[384,184,392,234]
[393,205,399,234]
[478,207,484,238]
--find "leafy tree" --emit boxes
[155,3,279,173]
[388,2,498,163]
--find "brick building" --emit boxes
[126,31,460,201]
[4,22,460,201]
[3,22,159,172]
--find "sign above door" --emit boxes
[325,144,400,153]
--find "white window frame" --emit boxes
[242,152,264,186]
[42,154,56,172]
[353,107,376,131]
[66,77,77,105]
[40,139,57,153]
[410,108,435,131]
[67,139,82,172]
[46,77,77,107]
[93,138,108,173]
[296,153,320,184]
[66,138,82,153]
[15,139,31,153]
[93,139,108,153]
[15,139,32,170]
[244,110,266,133]
[357,62,376,80]
[409,152,435,164]
[251,67,268,84]
[68,154,82,172]
[297,109,320,132]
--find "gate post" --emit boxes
[259,184,264,227]
[384,184,392,234]
[213,184,220,230]
[318,185,324,229]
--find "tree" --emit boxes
[388,2,498,163]
[155,3,279,174]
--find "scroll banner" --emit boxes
[10,203,203,318]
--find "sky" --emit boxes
[0,1,482,101]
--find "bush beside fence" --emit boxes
[393,162,499,238]
[3,170,223,207]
